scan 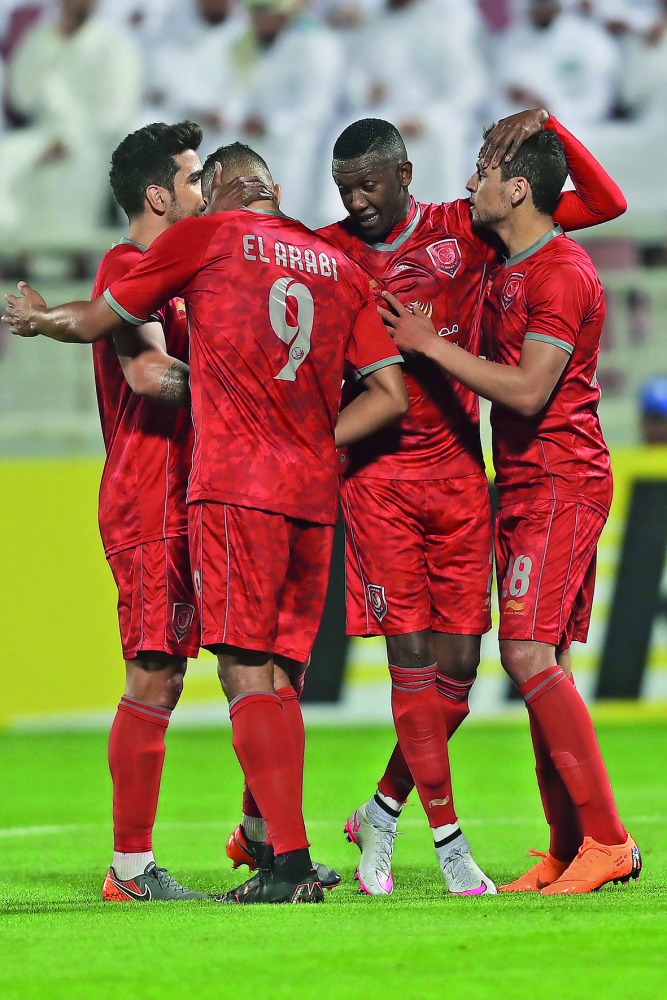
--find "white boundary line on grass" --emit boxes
[0,816,663,839]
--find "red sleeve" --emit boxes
[548,115,627,232]
[524,264,589,355]
[345,291,404,377]
[104,218,209,324]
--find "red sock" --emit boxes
[520,666,626,846]
[108,696,171,853]
[276,685,305,809]
[229,692,308,855]
[292,671,306,699]
[388,663,457,827]
[378,673,473,803]
[241,784,262,820]
[528,711,581,863]
[241,682,307,823]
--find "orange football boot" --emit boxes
[498,849,570,892]
[541,834,641,895]
[226,825,263,871]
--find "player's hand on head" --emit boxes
[1,281,46,337]
[204,166,274,216]
[378,291,437,355]
[480,107,549,170]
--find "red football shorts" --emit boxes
[341,474,493,637]
[107,535,199,660]
[188,501,334,661]
[495,499,606,646]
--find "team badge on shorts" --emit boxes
[502,272,524,309]
[426,239,462,278]
[172,603,195,641]
[367,584,388,623]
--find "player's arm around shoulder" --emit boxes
[113,321,190,408]
[3,281,125,343]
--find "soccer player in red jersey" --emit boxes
[91,121,208,902]
[4,142,408,904]
[319,110,627,895]
[380,126,641,896]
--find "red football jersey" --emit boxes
[92,239,193,557]
[104,210,402,526]
[318,114,625,480]
[484,226,612,516]
[320,200,491,479]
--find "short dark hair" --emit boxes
[484,126,568,215]
[332,118,407,170]
[201,141,273,198]
[109,120,203,220]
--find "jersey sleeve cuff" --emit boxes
[103,288,145,326]
[525,331,574,355]
[354,354,404,381]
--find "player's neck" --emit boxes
[127,216,170,249]
[243,199,284,216]
[495,213,556,261]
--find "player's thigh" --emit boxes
[495,500,606,646]
[107,536,199,660]
[188,501,292,653]
[341,476,430,636]
[424,473,493,636]
[275,521,334,662]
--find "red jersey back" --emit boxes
[319,199,496,479]
[484,227,612,515]
[92,239,193,557]
[104,211,402,526]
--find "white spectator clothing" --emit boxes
[220,14,344,224]
[493,10,620,129]
[136,7,244,146]
[0,13,142,229]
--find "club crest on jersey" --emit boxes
[409,300,433,318]
[502,272,524,309]
[367,584,388,622]
[172,603,195,641]
[426,239,462,277]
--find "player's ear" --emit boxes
[399,160,413,188]
[146,184,167,215]
[510,176,529,208]
[273,183,281,207]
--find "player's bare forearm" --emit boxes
[335,363,408,447]
[380,292,568,418]
[2,283,123,342]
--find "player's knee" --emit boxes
[442,648,479,681]
[386,633,433,670]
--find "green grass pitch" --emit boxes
[1,714,665,1000]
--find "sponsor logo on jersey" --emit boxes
[426,239,462,277]
[172,602,195,640]
[409,300,433,318]
[502,599,526,613]
[502,272,524,309]
[437,323,459,339]
[367,584,388,622]
[174,298,187,316]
